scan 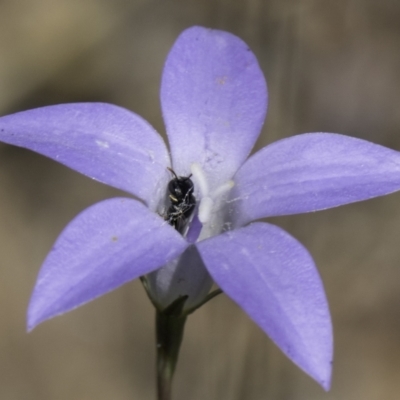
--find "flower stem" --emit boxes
[155,296,188,400]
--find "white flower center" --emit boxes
[190,163,234,225]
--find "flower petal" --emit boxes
[196,222,333,389]
[27,198,188,330]
[161,26,267,188]
[0,103,170,209]
[232,133,400,226]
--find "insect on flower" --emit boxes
[165,167,196,233]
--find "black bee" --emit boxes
[165,167,196,233]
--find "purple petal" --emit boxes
[0,103,170,208]
[161,26,267,188]
[233,133,400,226]
[28,198,188,330]
[196,222,333,389]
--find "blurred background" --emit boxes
[1,0,400,399]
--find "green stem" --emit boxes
[155,296,188,400]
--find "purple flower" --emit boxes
[1,26,400,390]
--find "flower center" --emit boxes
[190,163,234,224]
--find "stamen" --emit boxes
[213,180,235,198]
[199,196,214,223]
[190,163,235,227]
[191,163,209,197]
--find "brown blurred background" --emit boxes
[1,0,400,399]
